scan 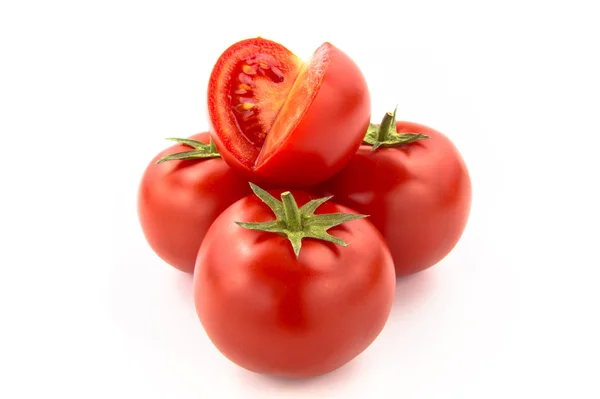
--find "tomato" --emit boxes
[320,111,472,277]
[137,132,251,273]
[193,184,395,378]
[207,37,370,188]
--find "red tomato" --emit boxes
[194,186,395,378]
[137,133,251,273]
[207,37,371,188]
[320,118,472,277]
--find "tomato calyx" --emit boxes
[236,183,368,258]
[363,106,430,151]
[155,138,221,164]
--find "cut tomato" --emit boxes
[207,37,370,187]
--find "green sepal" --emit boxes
[155,137,220,164]
[235,183,368,258]
[363,105,430,151]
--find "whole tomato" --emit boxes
[194,183,395,378]
[137,133,251,273]
[320,109,472,277]
[207,37,370,188]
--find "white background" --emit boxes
[1,0,599,398]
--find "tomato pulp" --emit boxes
[208,38,370,187]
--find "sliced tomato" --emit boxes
[207,37,370,187]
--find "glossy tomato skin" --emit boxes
[320,122,472,277]
[193,191,395,378]
[208,39,370,188]
[137,133,251,274]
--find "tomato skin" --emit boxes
[193,191,395,378]
[320,122,472,277]
[208,39,370,188]
[137,133,251,274]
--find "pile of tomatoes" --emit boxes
[138,38,472,378]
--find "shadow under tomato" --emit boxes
[174,270,194,309]
[392,268,438,317]
[236,355,361,390]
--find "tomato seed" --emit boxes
[242,65,257,75]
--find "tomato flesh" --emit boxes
[227,54,291,148]
[257,45,330,166]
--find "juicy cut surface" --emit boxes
[256,44,330,167]
[228,53,302,151]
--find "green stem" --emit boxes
[363,108,430,150]
[377,112,394,142]
[155,137,221,164]
[281,192,302,231]
[235,183,368,258]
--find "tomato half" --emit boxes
[193,185,395,378]
[137,133,251,273]
[207,37,370,188]
[320,116,472,277]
